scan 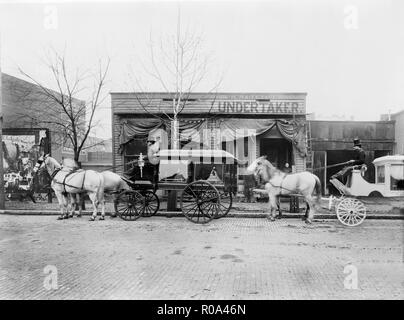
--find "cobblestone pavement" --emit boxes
[0,215,403,300]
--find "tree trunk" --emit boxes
[171,118,180,150]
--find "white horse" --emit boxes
[247,156,322,223]
[33,154,105,221]
[101,171,132,217]
[60,158,85,218]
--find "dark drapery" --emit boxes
[219,118,307,157]
[118,118,206,153]
[118,117,307,157]
[119,118,165,147]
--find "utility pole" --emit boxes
[0,34,5,209]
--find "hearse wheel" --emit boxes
[181,181,219,224]
[141,190,160,217]
[214,190,232,219]
[115,190,145,221]
[336,197,366,226]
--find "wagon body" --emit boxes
[328,155,404,226]
[115,149,242,223]
[332,155,404,198]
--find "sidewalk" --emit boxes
[1,196,403,219]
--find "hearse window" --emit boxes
[125,138,147,156]
[376,165,385,184]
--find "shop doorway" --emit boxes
[260,138,293,170]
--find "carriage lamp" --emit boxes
[138,153,145,178]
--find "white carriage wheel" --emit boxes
[336,198,366,226]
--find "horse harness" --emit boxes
[51,168,87,194]
[266,174,296,195]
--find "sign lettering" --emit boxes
[216,101,304,114]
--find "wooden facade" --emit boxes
[309,120,395,194]
[111,93,308,187]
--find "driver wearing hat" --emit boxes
[331,138,366,181]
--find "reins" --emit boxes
[44,159,87,193]
[260,163,296,194]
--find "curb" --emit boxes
[0,210,403,220]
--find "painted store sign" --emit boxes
[216,101,305,114]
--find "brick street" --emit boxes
[0,215,403,300]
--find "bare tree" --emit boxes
[129,9,222,149]
[18,49,110,162]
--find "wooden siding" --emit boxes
[392,111,404,154]
[309,120,395,151]
[113,114,124,175]
[111,92,307,116]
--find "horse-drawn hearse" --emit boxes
[114,149,241,224]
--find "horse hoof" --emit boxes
[89,217,96,221]
[276,215,282,220]
[268,216,276,222]
[305,219,312,224]
[76,215,82,218]
[57,216,64,220]
[99,216,105,221]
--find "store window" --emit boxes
[124,138,147,171]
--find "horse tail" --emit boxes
[313,174,322,203]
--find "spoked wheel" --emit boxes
[214,190,232,219]
[336,197,366,226]
[114,190,145,221]
[141,190,160,217]
[180,181,220,224]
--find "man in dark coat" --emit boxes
[331,138,366,181]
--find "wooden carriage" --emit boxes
[114,149,241,224]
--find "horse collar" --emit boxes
[50,168,62,180]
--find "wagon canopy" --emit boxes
[156,149,244,165]
[373,155,404,180]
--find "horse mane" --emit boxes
[262,159,285,179]
[45,156,62,171]
[62,158,79,169]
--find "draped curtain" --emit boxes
[218,119,307,157]
[118,118,206,153]
[118,117,307,157]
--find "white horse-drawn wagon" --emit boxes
[327,155,404,226]
[248,154,404,227]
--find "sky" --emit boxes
[0,0,403,139]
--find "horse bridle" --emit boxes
[254,161,294,194]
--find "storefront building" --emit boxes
[111,92,309,190]
[308,120,395,195]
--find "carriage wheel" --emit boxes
[180,181,219,224]
[214,190,232,219]
[336,198,366,226]
[115,190,145,221]
[141,190,160,217]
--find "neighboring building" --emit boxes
[61,136,112,171]
[111,92,309,190]
[1,72,85,192]
[390,110,404,155]
[308,120,395,195]
[1,73,85,161]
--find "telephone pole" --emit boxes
[0,33,5,209]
